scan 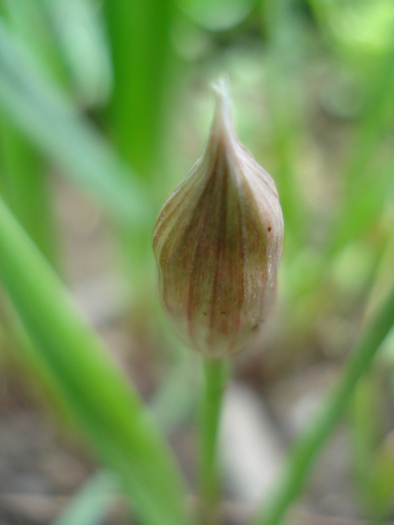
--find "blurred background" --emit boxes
[1,0,394,523]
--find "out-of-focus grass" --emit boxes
[52,472,117,525]
[103,0,177,179]
[0,116,56,263]
[252,277,394,525]
[0,0,394,523]
[0,195,193,525]
[0,20,150,225]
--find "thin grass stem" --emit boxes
[252,284,394,525]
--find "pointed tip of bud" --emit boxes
[153,80,284,358]
[211,75,230,104]
[209,76,234,142]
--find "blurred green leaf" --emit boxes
[0,20,149,226]
[325,47,394,259]
[324,0,394,59]
[180,0,257,31]
[368,433,394,520]
[1,297,81,430]
[0,0,66,83]
[367,231,394,331]
[0,195,193,525]
[351,377,381,503]
[329,166,394,257]
[151,354,197,434]
[253,277,394,525]
[44,0,113,106]
[103,0,180,304]
[52,357,197,525]
[309,0,394,65]
[0,116,56,263]
[52,472,117,525]
[104,0,178,178]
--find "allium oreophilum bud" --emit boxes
[153,81,283,358]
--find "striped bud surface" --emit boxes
[153,80,284,358]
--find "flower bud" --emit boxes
[153,80,284,358]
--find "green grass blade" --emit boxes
[0,115,57,264]
[325,44,394,257]
[0,20,149,226]
[52,358,198,525]
[44,0,113,106]
[52,472,117,525]
[0,0,66,84]
[0,195,193,525]
[252,279,394,525]
[0,0,59,266]
[368,438,394,522]
[328,165,394,257]
[103,0,177,177]
[350,377,381,506]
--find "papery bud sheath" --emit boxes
[153,80,284,358]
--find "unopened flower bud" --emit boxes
[153,80,284,358]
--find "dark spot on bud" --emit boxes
[221,312,227,316]
[268,226,272,232]
[203,312,206,316]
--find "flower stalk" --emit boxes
[199,358,230,524]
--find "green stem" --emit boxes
[199,358,229,524]
[252,285,394,525]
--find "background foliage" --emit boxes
[1,0,394,524]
